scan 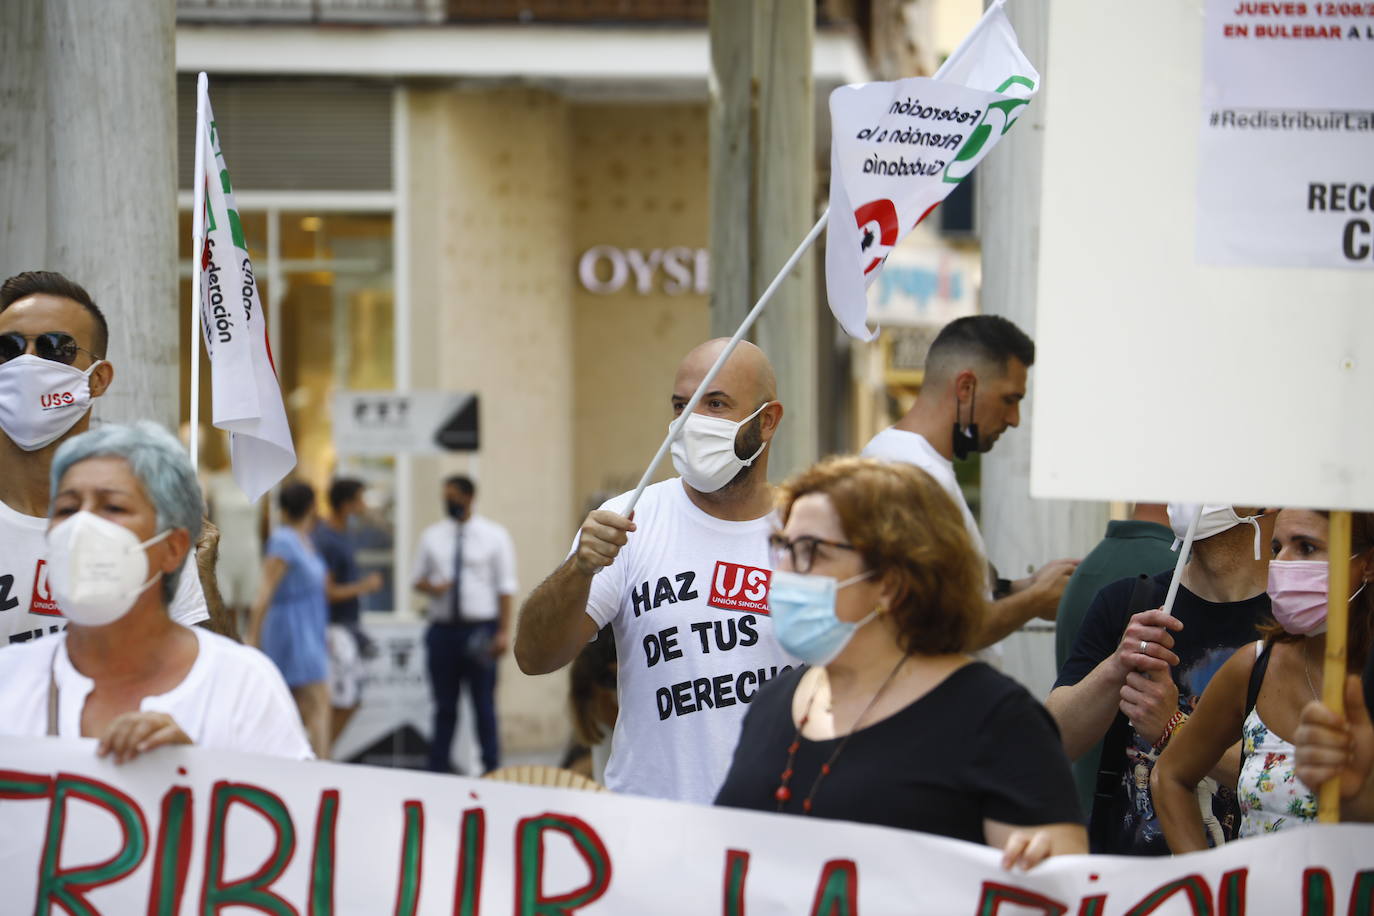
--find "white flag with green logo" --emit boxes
[824,3,1039,340]
[195,81,296,503]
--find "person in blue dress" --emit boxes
[248,480,329,757]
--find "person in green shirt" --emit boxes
[1054,503,1177,815]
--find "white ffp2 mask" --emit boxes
[46,511,170,627]
[670,401,771,494]
[0,355,101,451]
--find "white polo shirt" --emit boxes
[412,514,518,623]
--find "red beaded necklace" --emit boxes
[774,655,909,814]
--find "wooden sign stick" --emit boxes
[1318,509,1353,823]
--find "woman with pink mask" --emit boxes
[1152,510,1374,849]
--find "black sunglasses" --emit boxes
[0,332,101,366]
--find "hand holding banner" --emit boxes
[825,3,1039,340]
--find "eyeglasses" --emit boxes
[0,332,101,366]
[768,533,858,574]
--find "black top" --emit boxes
[1054,570,1270,855]
[313,523,361,626]
[714,662,1081,843]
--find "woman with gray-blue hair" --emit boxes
[0,421,312,761]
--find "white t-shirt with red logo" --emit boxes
[582,478,797,804]
[0,498,210,646]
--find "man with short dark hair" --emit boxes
[0,270,216,644]
[315,477,384,749]
[862,314,1077,647]
[413,474,517,774]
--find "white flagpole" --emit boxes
[1161,504,1203,617]
[619,4,1005,516]
[188,72,210,466]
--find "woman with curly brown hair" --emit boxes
[714,456,1085,870]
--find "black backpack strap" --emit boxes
[1089,573,1166,852]
[1245,639,1274,720]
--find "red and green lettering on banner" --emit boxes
[4,763,1374,914]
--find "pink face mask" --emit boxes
[1268,557,1369,636]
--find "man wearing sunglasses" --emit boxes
[515,339,797,804]
[0,271,211,645]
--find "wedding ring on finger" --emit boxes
[1140,640,1149,653]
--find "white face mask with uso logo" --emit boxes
[0,355,101,451]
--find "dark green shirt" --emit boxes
[1053,519,1177,817]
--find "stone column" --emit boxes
[0,0,179,428]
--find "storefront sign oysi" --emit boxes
[577,245,710,296]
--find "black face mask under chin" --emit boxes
[446,500,468,521]
[952,383,979,461]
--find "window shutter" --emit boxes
[177,75,392,191]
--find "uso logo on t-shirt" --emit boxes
[707,561,770,614]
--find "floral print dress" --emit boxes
[1238,707,1317,835]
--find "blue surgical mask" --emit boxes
[767,569,875,666]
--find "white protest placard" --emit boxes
[1030,1,1374,510]
[3,738,1374,914]
[1196,0,1374,267]
[332,390,479,455]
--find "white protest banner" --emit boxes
[824,2,1038,341]
[195,76,297,503]
[4,738,1374,915]
[1197,0,1374,268]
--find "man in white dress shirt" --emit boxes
[413,474,517,774]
